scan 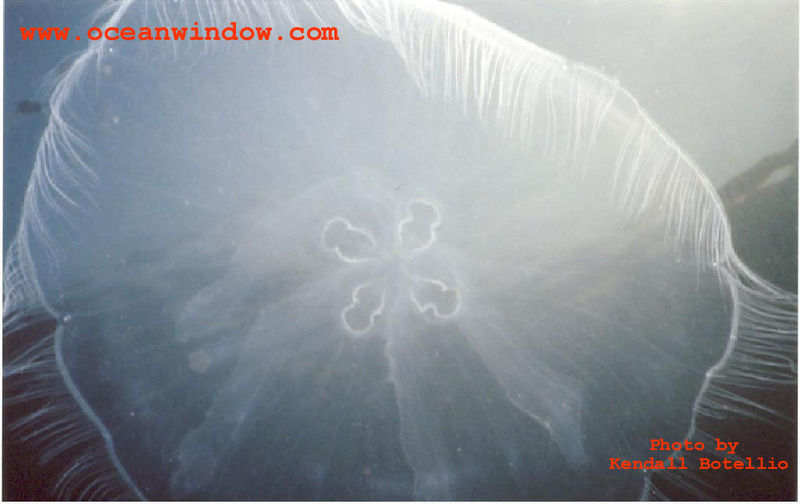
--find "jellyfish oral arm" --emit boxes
[463,320,589,467]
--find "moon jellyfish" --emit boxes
[4,0,796,500]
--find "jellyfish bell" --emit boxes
[4,0,796,501]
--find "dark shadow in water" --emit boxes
[15,100,43,115]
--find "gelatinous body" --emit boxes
[4,0,795,500]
